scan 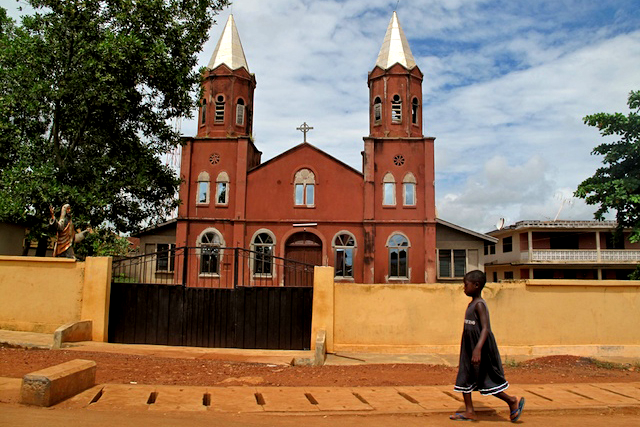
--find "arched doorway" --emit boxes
[284,231,322,286]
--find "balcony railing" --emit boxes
[522,249,640,263]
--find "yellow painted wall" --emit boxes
[312,267,640,356]
[0,256,111,339]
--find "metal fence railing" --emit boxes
[112,246,316,288]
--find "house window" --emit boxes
[156,243,175,272]
[196,171,210,204]
[411,97,419,124]
[199,230,222,275]
[503,236,513,253]
[252,232,274,275]
[403,173,416,206]
[374,96,382,123]
[484,242,496,255]
[215,171,229,205]
[383,173,396,206]
[391,94,402,123]
[388,234,409,278]
[438,249,466,278]
[236,99,245,125]
[214,95,225,122]
[201,99,206,124]
[294,168,315,206]
[504,271,514,280]
[604,232,625,249]
[334,233,356,278]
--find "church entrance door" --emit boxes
[284,232,322,287]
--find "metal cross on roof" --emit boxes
[296,122,314,143]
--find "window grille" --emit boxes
[294,169,315,207]
[214,95,225,122]
[236,99,245,125]
[388,234,409,278]
[334,233,356,278]
[391,94,402,123]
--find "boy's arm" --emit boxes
[471,301,491,365]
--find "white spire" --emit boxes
[374,11,416,70]
[207,15,249,71]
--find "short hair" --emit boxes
[464,270,486,289]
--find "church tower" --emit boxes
[367,12,423,138]
[198,15,256,138]
[362,12,437,283]
[177,15,261,253]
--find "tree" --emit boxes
[575,90,640,246]
[0,0,230,253]
[575,90,640,279]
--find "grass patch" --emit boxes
[587,358,628,370]
[503,357,522,368]
[113,274,137,283]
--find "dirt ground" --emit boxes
[1,346,639,387]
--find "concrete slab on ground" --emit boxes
[207,387,264,413]
[3,377,640,416]
[257,387,321,412]
[0,330,52,349]
[302,387,373,412]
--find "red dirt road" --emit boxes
[1,347,639,387]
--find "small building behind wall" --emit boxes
[436,218,497,281]
[0,222,27,256]
[484,220,640,281]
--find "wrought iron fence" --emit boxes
[112,246,315,288]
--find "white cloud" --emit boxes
[5,0,638,233]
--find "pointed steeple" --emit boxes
[374,11,416,70]
[207,15,249,71]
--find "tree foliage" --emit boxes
[575,90,640,244]
[74,226,133,260]
[0,0,229,244]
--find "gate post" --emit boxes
[233,248,239,288]
[182,248,188,286]
[311,266,335,353]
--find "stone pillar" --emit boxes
[81,257,112,342]
[310,266,335,353]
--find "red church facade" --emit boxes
[175,13,439,287]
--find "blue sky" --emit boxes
[6,0,640,233]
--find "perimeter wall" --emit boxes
[0,256,111,341]
[311,266,640,358]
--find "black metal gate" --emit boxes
[107,247,315,350]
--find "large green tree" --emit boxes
[575,90,640,244]
[0,0,229,252]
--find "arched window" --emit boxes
[252,231,274,275]
[236,98,245,125]
[383,173,395,206]
[201,99,207,124]
[388,234,409,278]
[215,171,229,205]
[391,94,402,123]
[214,95,225,122]
[411,97,419,125]
[198,229,223,275]
[294,168,315,207]
[196,171,210,204]
[403,172,416,206]
[373,96,382,123]
[333,232,356,278]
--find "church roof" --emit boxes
[207,15,250,71]
[374,11,417,70]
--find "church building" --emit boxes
[173,12,493,287]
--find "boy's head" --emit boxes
[463,270,486,290]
